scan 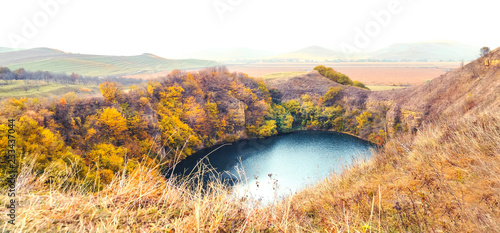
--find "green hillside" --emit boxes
[0,48,220,77]
[0,80,100,99]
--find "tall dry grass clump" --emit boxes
[1,152,305,232]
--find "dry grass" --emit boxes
[284,112,500,232]
[2,110,499,232]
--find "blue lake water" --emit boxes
[173,131,373,203]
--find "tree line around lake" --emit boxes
[0,66,394,190]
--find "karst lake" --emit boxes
[172,131,374,203]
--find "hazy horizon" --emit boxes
[1,0,499,58]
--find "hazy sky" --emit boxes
[1,0,498,58]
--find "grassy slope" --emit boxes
[0,80,100,99]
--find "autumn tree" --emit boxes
[99,81,123,102]
[87,143,128,185]
[356,111,373,136]
[182,96,208,135]
[257,120,278,138]
[283,100,302,128]
[313,65,327,75]
[322,86,343,106]
[98,107,128,141]
[205,100,223,141]
[158,115,201,160]
[283,100,301,115]
[301,94,317,126]
[59,97,67,107]
[321,105,344,129]
[157,83,185,117]
[314,65,354,86]
[282,114,294,132]
[0,116,83,182]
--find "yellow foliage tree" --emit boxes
[258,120,278,138]
[87,143,127,174]
[356,111,372,129]
[0,116,76,177]
[158,115,201,160]
[99,81,122,102]
[98,107,128,140]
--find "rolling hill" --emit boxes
[0,47,24,53]
[271,42,478,62]
[213,42,478,62]
[0,47,220,77]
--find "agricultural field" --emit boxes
[228,61,461,85]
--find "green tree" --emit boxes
[480,46,490,57]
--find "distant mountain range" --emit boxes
[271,46,345,61]
[188,47,276,61]
[0,47,219,77]
[368,42,477,61]
[0,47,23,53]
[189,42,479,62]
[0,42,481,76]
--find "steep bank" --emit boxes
[266,49,500,137]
